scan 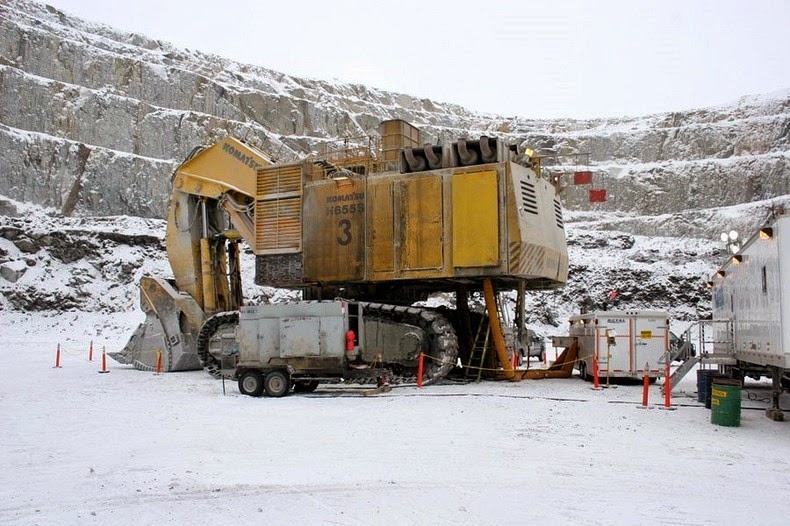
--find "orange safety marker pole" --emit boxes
[99,346,110,374]
[642,371,650,407]
[88,340,94,362]
[663,358,671,407]
[155,349,163,375]
[54,343,62,368]
[417,352,424,389]
[512,352,517,370]
[593,354,600,389]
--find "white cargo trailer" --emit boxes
[712,211,790,370]
[569,310,669,381]
[711,209,790,419]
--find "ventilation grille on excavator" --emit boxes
[520,180,539,215]
[255,163,303,253]
[554,198,564,229]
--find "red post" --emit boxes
[99,346,110,374]
[664,360,672,407]
[593,354,600,389]
[54,343,62,368]
[156,349,163,375]
[417,352,424,389]
[642,373,650,407]
[663,359,671,407]
[88,340,94,362]
[512,352,517,369]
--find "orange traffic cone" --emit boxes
[590,354,603,390]
[98,346,110,374]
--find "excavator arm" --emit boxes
[111,137,272,371]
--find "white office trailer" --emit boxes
[711,209,790,420]
[569,311,669,382]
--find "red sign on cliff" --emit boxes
[573,171,593,185]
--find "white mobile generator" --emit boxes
[569,310,669,381]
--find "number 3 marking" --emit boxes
[337,219,352,245]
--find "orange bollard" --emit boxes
[88,340,94,362]
[512,352,518,370]
[417,352,424,388]
[642,373,650,407]
[156,349,163,375]
[663,359,671,407]
[593,354,600,389]
[98,346,110,374]
[53,343,62,368]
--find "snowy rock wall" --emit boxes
[2,0,788,231]
[535,103,790,224]
[1,0,789,325]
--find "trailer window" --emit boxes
[762,266,768,294]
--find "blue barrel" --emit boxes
[696,370,713,402]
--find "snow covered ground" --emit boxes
[2,312,789,525]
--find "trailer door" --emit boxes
[280,317,322,357]
[633,315,667,374]
[597,316,631,374]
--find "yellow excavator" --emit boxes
[112,120,568,385]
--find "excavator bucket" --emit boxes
[118,315,171,370]
[110,276,205,371]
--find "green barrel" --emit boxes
[698,370,726,407]
[710,378,742,427]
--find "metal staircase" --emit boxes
[663,319,736,393]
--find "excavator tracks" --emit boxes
[358,302,459,385]
[196,311,240,379]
